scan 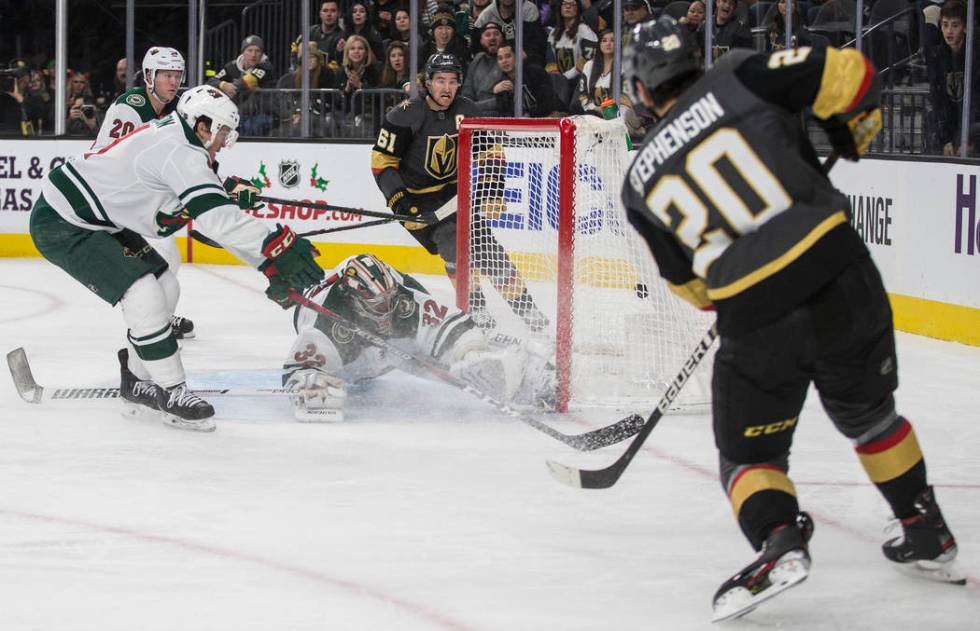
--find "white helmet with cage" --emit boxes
[142,46,186,91]
[176,85,240,149]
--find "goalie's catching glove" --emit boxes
[223,176,265,210]
[284,367,347,422]
[259,224,324,308]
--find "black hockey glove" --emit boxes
[259,225,324,306]
[223,176,265,211]
[387,189,420,217]
[265,274,293,309]
[820,108,882,162]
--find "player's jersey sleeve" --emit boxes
[732,46,877,119]
[158,143,270,267]
[92,101,143,150]
[370,100,421,200]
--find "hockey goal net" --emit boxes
[456,116,713,413]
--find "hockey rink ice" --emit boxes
[0,258,977,630]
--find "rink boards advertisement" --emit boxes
[1,139,977,345]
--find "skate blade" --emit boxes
[712,553,810,623]
[295,408,344,423]
[892,559,967,585]
[161,413,216,432]
[120,401,158,420]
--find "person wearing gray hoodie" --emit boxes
[462,21,505,114]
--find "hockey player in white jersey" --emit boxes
[93,46,196,340]
[282,253,555,422]
[30,85,324,432]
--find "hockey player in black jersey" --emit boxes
[370,52,548,332]
[621,17,964,622]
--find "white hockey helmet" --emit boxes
[142,46,186,89]
[177,85,240,149]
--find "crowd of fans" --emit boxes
[0,0,976,154]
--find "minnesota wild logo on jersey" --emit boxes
[425,133,458,180]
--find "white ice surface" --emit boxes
[0,259,977,631]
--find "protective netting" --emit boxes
[460,116,713,411]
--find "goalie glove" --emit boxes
[285,367,347,422]
[223,176,265,210]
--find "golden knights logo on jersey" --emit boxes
[425,133,458,180]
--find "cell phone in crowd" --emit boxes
[81,104,96,118]
[455,10,469,35]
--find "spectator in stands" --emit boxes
[66,95,101,137]
[337,33,383,126]
[67,71,93,103]
[547,0,598,82]
[276,41,338,138]
[23,70,54,135]
[422,7,472,73]
[391,8,414,44]
[767,0,812,50]
[210,35,276,136]
[925,0,980,156]
[492,40,561,116]
[680,0,706,31]
[473,0,548,66]
[465,0,494,42]
[345,0,387,64]
[699,0,753,61]
[380,41,411,91]
[578,28,614,112]
[111,57,129,99]
[374,0,405,41]
[623,0,652,29]
[0,62,29,135]
[462,21,506,111]
[309,0,347,67]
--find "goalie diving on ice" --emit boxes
[281,253,557,422]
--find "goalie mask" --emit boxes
[342,254,399,332]
[177,85,240,149]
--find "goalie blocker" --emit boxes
[281,254,556,422]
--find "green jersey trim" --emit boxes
[115,87,157,122]
[48,164,115,229]
[184,193,232,218]
[178,182,225,203]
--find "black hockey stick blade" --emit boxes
[7,347,43,403]
[547,324,718,489]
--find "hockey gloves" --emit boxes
[259,224,324,308]
[223,176,265,211]
[822,108,883,162]
[388,190,432,230]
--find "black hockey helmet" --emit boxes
[424,52,463,83]
[623,16,700,106]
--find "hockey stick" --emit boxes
[6,348,299,404]
[546,323,718,488]
[286,290,645,451]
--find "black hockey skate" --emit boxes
[155,383,216,432]
[712,512,814,623]
[170,315,195,340]
[882,486,965,585]
[118,348,161,416]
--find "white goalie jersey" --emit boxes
[282,255,556,422]
[41,112,269,266]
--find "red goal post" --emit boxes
[456,116,712,413]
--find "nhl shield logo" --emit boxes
[278,160,301,189]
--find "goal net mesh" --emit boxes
[458,116,713,411]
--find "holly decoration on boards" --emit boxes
[249,161,272,190]
[310,163,330,192]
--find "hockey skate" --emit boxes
[155,383,215,432]
[118,348,162,418]
[170,315,195,340]
[712,512,814,623]
[882,486,965,585]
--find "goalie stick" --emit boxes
[546,324,718,488]
[6,348,302,404]
[287,290,644,451]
